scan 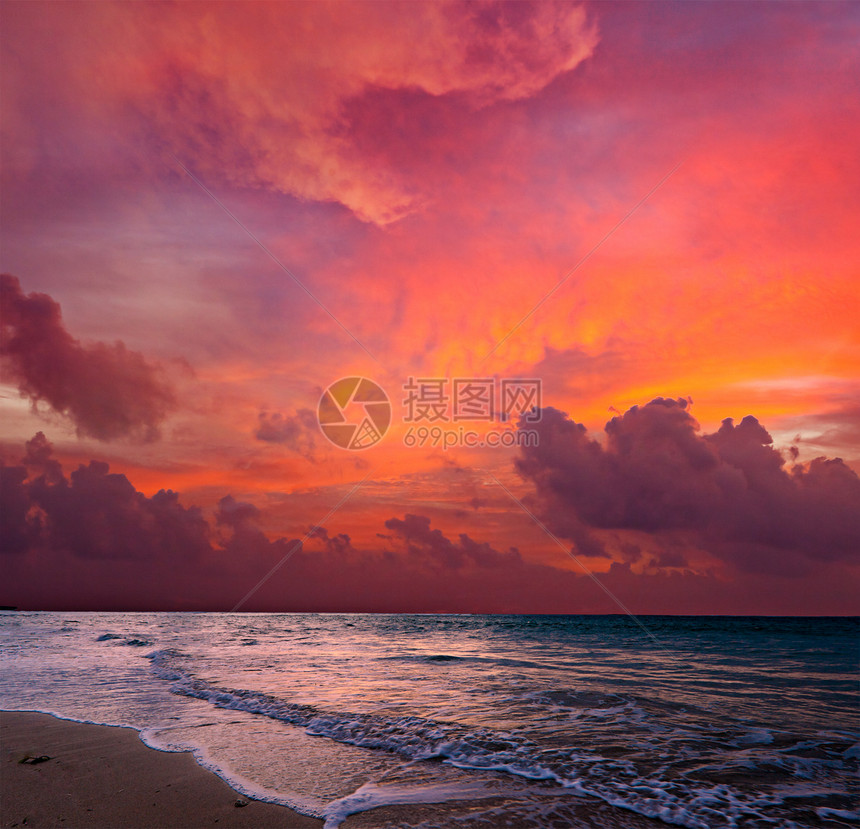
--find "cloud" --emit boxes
[254,409,318,458]
[647,549,688,569]
[384,513,522,569]
[1,275,175,441]
[0,464,30,555]
[2,2,596,225]
[215,494,260,530]
[531,346,628,400]
[0,433,305,609]
[308,525,354,556]
[0,433,208,561]
[1,433,857,614]
[775,403,860,458]
[515,398,860,574]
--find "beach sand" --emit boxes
[1,711,323,828]
[2,711,661,829]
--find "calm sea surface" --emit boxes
[1,613,857,827]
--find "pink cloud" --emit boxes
[1,1,596,226]
[1,275,175,441]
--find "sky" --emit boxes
[1,1,859,613]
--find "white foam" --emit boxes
[322,779,502,829]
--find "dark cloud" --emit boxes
[0,433,305,609]
[1,433,857,613]
[0,464,31,555]
[516,398,860,574]
[647,550,688,569]
[215,494,260,529]
[254,409,318,458]
[309,526,354,556]
[214,494,305,593]
[0,275,175,441]
[384,513,522,570]
[6,432,211,561]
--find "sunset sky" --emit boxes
[2,1,858,613]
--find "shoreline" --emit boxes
[1,711,551,829]
[1,710,667,829]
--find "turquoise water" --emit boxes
[1,613,857,827]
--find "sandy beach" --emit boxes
[1,711,324,828]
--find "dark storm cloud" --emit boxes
[384,513,522,569]
[0,275,175,441]
[516,398,860,573]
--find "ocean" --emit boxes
[1,612,857,828]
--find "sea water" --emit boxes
[1,613,857,827]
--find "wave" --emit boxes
[96,633,152,646]
[144,648,858,828]
[147,650,546,775]
[380,653,563,671]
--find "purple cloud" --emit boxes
[516,398,860,574]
